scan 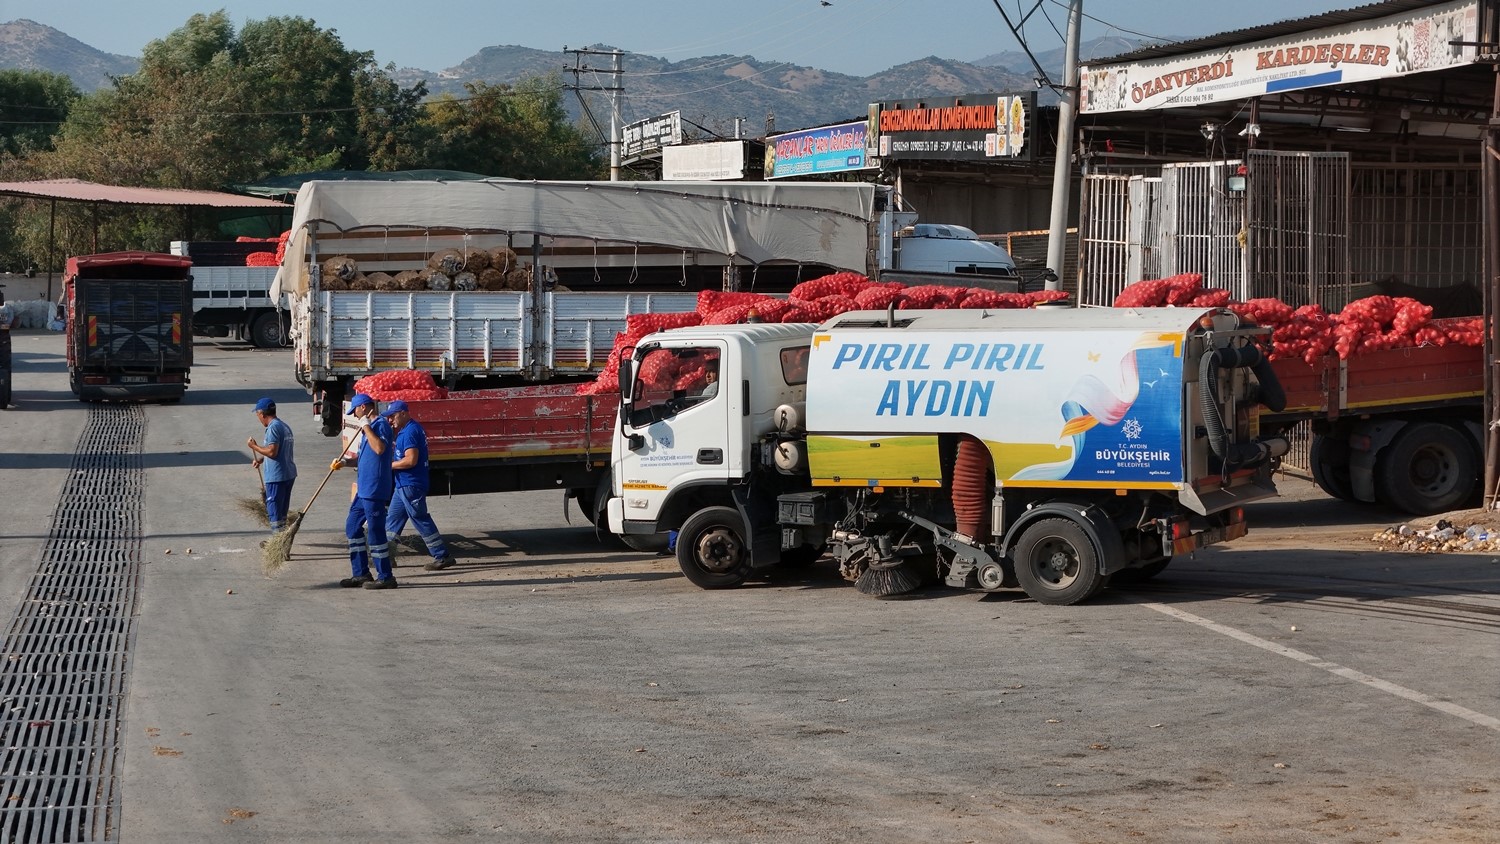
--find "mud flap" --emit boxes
[732,486,783,568]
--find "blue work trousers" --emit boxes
[385,485,449,563]
[264,480,294,532]
[346,496,393,581]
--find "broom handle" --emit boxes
[298,428,367,516]
[254,458,265,494]
[297,464,339,517]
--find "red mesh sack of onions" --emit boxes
[789,272,872,301]
[353,369,442,400]
[1026,290,1071,306]
[697,289,771,316]
[626,311,701,335]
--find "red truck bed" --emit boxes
[404,383,614,463]
[1268,343,1483,421]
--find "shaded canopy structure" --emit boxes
[0,178,290,298]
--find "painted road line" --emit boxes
[1141,601,1500,733]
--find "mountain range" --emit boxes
[0,18,1154,136]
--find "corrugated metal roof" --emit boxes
[1090,0,1454,65]
[0,178,288,208]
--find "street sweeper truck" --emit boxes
[607,306,1289,604]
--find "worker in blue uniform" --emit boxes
[247,397,296,533]
[331,393,398,590]
[381,400,458,571]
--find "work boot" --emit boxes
[363,577,399,590]
[339,575,373,588]
[424,555,456,571]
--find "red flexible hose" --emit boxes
[953,436,991,540]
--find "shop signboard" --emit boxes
[1080,0,1479,114]
[870,93,1036,161]
[765,121,871,178]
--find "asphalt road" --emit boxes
[1,331,1496,843]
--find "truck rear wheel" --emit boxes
[676,506,752,589]
[249,312,285,348]
[1013,517,1106,605]
[1375,422,1477,515]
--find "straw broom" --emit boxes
[262,429,364,574]
[238,460,272,527]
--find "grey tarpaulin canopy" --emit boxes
[0,178,290,298]
[272,179,877,298]
[232,169,494,201]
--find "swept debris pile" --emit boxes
[1371,511,1500,553]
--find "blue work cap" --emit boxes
[381,399,409,417]
[348,393,375,411]
[253,397,276,413]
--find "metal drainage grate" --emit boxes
[0,404,146,844]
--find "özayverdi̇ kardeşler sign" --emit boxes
[765,121,871,179]
[1080,0,1479,113]
[804,326,1186,487]
[869,92,1037,161]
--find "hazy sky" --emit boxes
[2,0,1359,76]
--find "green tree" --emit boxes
[0,70,80,157]
[11,12,431,265]
[419,78,603,179]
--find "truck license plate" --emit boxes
[120,376,148,383]
[1172,521,1247,555]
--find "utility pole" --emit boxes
[562,47,625,180]
[610,50,623,180]
[1045,0,1083,290]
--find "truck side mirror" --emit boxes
[618,359,633,402]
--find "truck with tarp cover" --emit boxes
[271,179,1021,436]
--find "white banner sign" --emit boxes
[1080,0,1479,114]
[662,141,748,181]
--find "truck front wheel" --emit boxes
[676,506,752,589]
[1375,422,1477,515]
[1013,518,1106,605]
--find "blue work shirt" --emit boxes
[262,417,297,483]
[392,419,431,495]
[354,416,395,501]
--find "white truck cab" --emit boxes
[893,223,1018,276]
[607,323,813,557]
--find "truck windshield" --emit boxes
[629,346,721,424]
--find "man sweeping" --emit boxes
[382,400,459,571]
[247,397,296,534]
[331,393,398,590]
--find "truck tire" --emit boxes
[676,506,752,589]
[249,312,285,348]
[1013,517,1106,605]
[1309,434,1356,502]
[1375,422,1477,516]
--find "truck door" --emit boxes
[618,343,730,523]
